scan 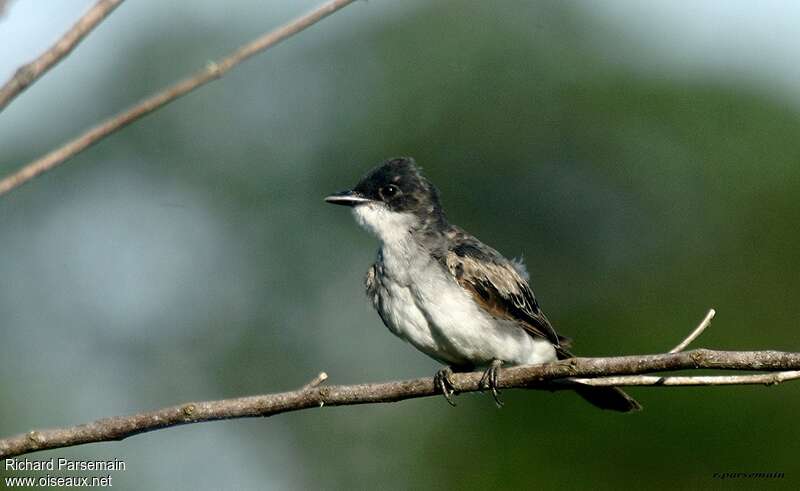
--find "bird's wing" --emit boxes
[439,229,563,347]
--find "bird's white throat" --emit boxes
[352,203,418,244]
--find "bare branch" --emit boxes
[571,370,800,387]
[670,308,716,353]
[301,371,329,390]
[0,0,125,113]
[564,308,719,387]
[0,0,358,197]
[2,348,800,459]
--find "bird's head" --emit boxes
[325,157,446,242]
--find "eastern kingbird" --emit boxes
[326,157,641,412]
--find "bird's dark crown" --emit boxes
[356,157,445,215]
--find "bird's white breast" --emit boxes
[358,207,556,368]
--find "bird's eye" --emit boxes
[380,184,400,200]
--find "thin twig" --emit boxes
[670,308,716,353]
[570,371,800,386]
[0,0,125,113]
[302,372,329,390]
[0,0,358,197]
[2,348,800,459]
[579,308,717,387]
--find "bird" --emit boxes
[325,157,641,412]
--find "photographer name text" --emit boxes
[5,457,126,472]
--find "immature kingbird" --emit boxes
[326,157,640,412]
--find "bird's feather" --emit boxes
[438,227,567,347]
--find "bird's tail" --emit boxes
[556,347,642,413]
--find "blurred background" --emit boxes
[1,0,799,489]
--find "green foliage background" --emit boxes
[1,1,798,489]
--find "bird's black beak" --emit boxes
[324,189,371,207]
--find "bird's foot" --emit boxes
[434,366,457,406]
[479,359,504,407]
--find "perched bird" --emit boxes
[325,157,640,412]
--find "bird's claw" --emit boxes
[434,367,457,406]
[480,359,504,407]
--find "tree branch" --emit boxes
[2,348,800,459]
[569,371,800,386]
[301,371,329,390]
[670,308,716,353]
[0,0,357,197]
[0,0,125,113]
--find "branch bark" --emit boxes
[570,371,800,386]
[0,0,125,113]
[2,348,799,459]
[0,0,357,197]
[670,308,715,353]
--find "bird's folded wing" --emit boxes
[441,240,561,347]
